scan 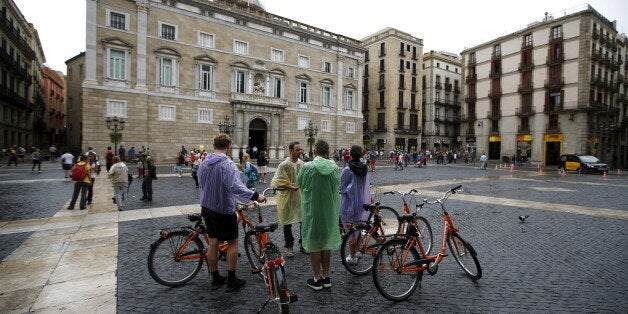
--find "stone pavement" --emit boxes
[0,160,627,312]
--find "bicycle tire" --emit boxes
[244,231,263,273]
[340,225,378,276]
[376,206,402,235]
[414,216,433,256]
[147,230,204,287]
[447,233,482,280]
[274,265,291,314]
[372,239,423,301]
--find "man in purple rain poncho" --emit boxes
[340,145,372,266]
[198,134,266,292]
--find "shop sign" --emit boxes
[516,134,532,141]
[489,136,501,142]
[544,134,563,141]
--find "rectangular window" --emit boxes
[106,99,127,118]
[234,40,249,55]
[347,67,355,78]
[159,58,174,86]
[397,112,404,129]
[398,91,404,107]
[198,108,213,124]
[272,77,283,98]
[158,105,176,121]
[323,61,332,73]
[234,70,246,93]
[380,42,385,56]
[321,120,331,132]
[108,49,126,80]
[379,91,385,108]
[379,59,385,72]
[298,117,309,130]
[322,86,331,107]
[110,12,126,30]
[198,32,214,48]
[346,122,356,133]
[524,34,533,46]
[551,25,563,39]
[271,48,284,62]
[298,55,310,68]
[493,44,501,57]
[469,52,476,63]
[298,81,309,103]
[198,64,214,91]
[160,23,176,40]
[346,90,354,110]
[399,59,404,71]
[379,74,385,89]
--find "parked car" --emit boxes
[558,154,609,174]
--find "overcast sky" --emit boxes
[13,0,627,74]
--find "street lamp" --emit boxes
[362,126,373,149]
[105,116,125,156]
[218,115,235,135]
[303,120,318,158]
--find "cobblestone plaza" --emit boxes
[0,160,626,312]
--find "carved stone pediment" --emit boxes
[101,37,134,48]
[194,54,217,63]
[154,47,181,57]
[295,73,311,81]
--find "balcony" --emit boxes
[464,94,477,103]
[0,13,36,60]
[546,122,561,133]
[487,109,502,120]
[592,28,600,39]
[491,51,501,59]
[544,103,563,113]
[489,129,500,136]
[444,83,453,92]
[454,87,460,94]
[610,60,620,71]
[517,83,534,93]
[591,51,601,62]
[460,113,477,121]
[517,125,531,134]
[599,35,607,45]
[468,59,476,66]
[465,74,477,83]
[590,74,602,87]
[412,52,418,60]
[605,36,612,48]
[516,106,535,116]
[518,62,534,72]
[549,33,563,43]
[435,82,442,90]
[521,41,533,49]
[616,94,625,104]
[394,125,420,135]
[230,92,288,107]
[489,70,502,79]
[546,52,564,66]
[0,85,33,110]
[488,88,502,98]
[544,77,564,89]
[374,125,388,133]
[434,115,441,122]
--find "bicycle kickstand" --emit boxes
[257,298,272,313]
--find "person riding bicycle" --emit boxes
[198,134,266,292]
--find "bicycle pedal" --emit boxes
[251,268,262,274]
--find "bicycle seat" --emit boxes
[188,214,203,222]
[363,203,380,211]
[397,214,416,223]
[254,222,279,233]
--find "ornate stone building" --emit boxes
[79,0,364,161]
[461,5,626,167]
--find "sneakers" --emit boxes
[306,278,323,291]
[211,275,227,290]
[345,256,359,266]
[321,277,331,288]
[284,248,294,258]
[225,277,246,292]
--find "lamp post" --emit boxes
[105,116,125,156]
[303,120,318,158]
[218,115,235,135]
[362,126,373,149]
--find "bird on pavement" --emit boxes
[519,215,529,223]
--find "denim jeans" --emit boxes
[69,181,89,209]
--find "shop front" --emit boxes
[544,133,562,166]
[516,134,532,162]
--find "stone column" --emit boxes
[85,0,98,84]
[135,0,149,90]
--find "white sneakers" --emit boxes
[284,249,295,258]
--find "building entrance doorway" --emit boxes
[488,141,501,160]
[248,118,267,158]
[545,141,561,165]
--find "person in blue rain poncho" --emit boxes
[297,140,340,291]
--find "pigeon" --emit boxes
[519,215,529,223]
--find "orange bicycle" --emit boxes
[372,185,481,301]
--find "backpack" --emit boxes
[71,163,88,181]
[105,152,114,162]
[249,163,259,181]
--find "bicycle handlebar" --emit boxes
[237,187,285,208]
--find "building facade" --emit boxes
[80,0,365,161]
[0,0,45,150]
[461,5,626,167]
[42,66,65,147]
[65,52,85,151]
[422,51,462,151]
[361,28,424,152]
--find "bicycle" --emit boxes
[372,185,482,301]
[147,187,279,286]
[383,189,434,256]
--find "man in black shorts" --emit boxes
[197,134,266,292]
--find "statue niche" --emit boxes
[253,73,265,95]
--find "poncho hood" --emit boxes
[312,156,337,175]
[348,160,367,176]
[204,153,228,165]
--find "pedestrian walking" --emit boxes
[108,156,128,211]
[128,146,136,163]
[31,148,42,173]
[480,152,488,170]
[85,153,101,205]
[340,145,372,266]
[104,146,115,172]
[118,145,126,162]
[67,155,91,210]
[7,147,18,167]
[256,151,269,183]
[139,153,156,202]
[197,134,266,292]
[240,153,257,189]
[175,151,185,177]
[61,151,74,178]
[191,152,201,188]
[271,142,304,257]
[49,145,57,162]
[297,140,341,291]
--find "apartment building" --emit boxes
[79,0,364,161]
[362,28,423,152]
[42,66,65,147]
[461,5,626,167]
[0,0,46,149]
[422,51,462,150]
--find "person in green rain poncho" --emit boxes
[270,142,305,257]
[297,140,340,291]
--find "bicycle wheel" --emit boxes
[376,206,401,235]
[273,265,291,314]
[147,230,204,287]
[244,231,263,272]
[414,216,433,256]
[372,239,423,301]
[340,226,379,275]
[447,233,482,280]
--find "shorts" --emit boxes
[258,165,267,173]
[201,207,238,241]
[369,160,376,165]
[62,164,72,170]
